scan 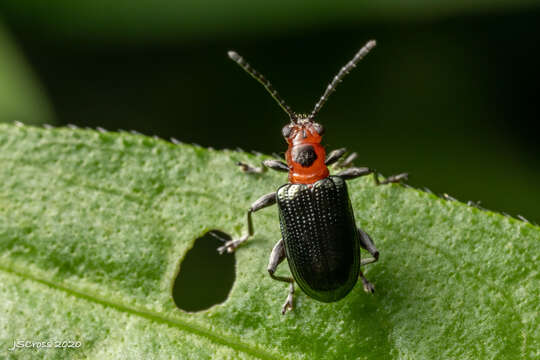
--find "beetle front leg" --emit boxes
[217,192,276,254]
[325,148,347,166]
[326,148,358,169]
[337,167,408,185]
[336,152,358,168]
[237,161,266,174]
[358,228,379,266]
[268,239,295,315]
[237,159,288,174]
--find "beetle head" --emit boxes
[282,118,324,145]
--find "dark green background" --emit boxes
[0,2,538,223]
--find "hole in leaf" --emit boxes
[173,230,236,312]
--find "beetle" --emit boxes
[218,40,407,314]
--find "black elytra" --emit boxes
[277,176,359,302]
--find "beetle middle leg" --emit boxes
[359,271,375,293]
[357,228,378,293]
[217,191,276,254]
[358,228,379,266]
[268,239,295,315]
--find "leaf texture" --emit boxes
[0,123,538,359]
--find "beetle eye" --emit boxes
[282,125,293,138]
[312,123,324,135]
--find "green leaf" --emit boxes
[0,123,538,359]
[0,24,53,125]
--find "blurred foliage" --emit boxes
[0,1,540,41]
[0,23,53,125]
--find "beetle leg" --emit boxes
[373,172,408,185]
[237,159,288,174]
[325,148,347,166]
[262,159,289,172]
[326,148,359,169]
[337,167,408,185]
[336,166,372,180]
[359,271,375,293]
[237,161,266,174]
[358,228,379,266]
[358,229,376,292]
[335,152,358,168]
[268,239,295,315]
[217,192,276,254]
[282,283,295,315]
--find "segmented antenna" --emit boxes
[309,40,376,120]
[228,51,297,122]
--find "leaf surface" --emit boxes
[0,124,538,359]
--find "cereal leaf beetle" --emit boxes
[217,40,408,314]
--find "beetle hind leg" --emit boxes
[268,239,295,315]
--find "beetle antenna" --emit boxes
[309,40,376,120]
[228,51,297,123]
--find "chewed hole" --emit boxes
[173,230,236,312]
